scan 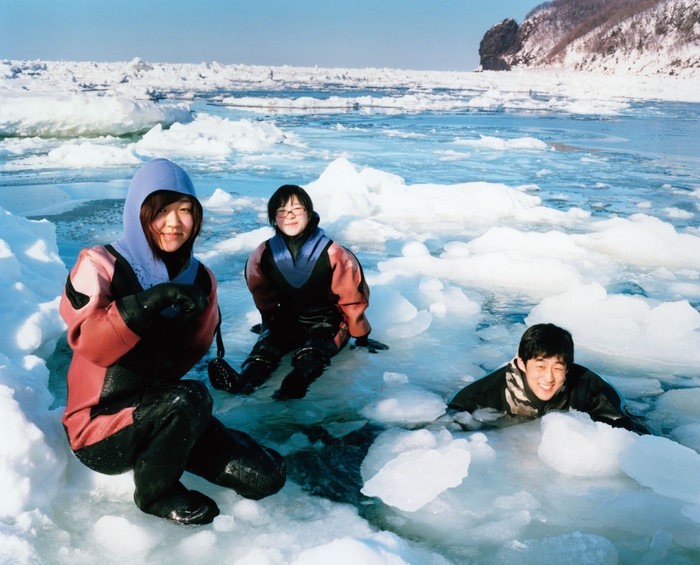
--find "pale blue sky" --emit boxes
[1,0,540,71]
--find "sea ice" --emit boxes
[361,428,477,512]
[289,531,449,565]
[92,515,164,557]
[656,387,700,417]
[0,92,190,137]
[360,376,447,425]
[495,532,618,565]
[538,412,637,477]
[671,423,700,452]
[619,434,700,505]
[572,214,700,270]
[454,134,550,151]
[527,282,700,369]
[135,114,298,157]
[1,60,700,564]
[362,285,432,340]
[305,158,374,223]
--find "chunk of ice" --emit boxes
[538,412,636,477]
[619,435,700,504]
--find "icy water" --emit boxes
[2,83,700,564]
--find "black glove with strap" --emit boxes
[117,282,209,335]
[350,334,389,353]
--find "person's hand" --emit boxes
[169,285,209,322]
[350,335,389,353]
[119,282,209,334]
[136,283,209,323]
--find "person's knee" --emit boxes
[140,380,213,439]
[166,380,213,421]
[291,338,335,368]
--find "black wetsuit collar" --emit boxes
[161,248,191,280]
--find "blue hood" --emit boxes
[111,158,199,289]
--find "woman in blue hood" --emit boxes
[60,159,285,525]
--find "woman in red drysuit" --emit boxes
[61,158,285,525]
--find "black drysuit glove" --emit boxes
[350,334,389,353]
[117,282,209,335]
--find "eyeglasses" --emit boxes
[275,206,306,218]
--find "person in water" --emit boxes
[60,158,285,525]
[448,323,649,433]
[208,184,387,400]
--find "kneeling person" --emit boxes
[448,323,648,433]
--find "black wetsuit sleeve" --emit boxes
[569,366,649,434]
[447,367,508,412]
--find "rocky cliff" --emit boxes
[479,0,700,76]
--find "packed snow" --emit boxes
[0,59,699,564]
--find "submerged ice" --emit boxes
[1,60,699,564]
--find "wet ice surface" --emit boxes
[1,63,700,564]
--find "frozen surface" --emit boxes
[619,435,700,505]
[360,428,475,512]
[0,92,191,137]
[359,372,447,426]
[1,61,700,564]
[495,532,618,565]
[538,412,637,477]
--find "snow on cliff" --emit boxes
[479,0,700,77]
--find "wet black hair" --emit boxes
[518,323,574,366]
[267,185,314,226]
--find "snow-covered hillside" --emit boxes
[479,0,700,77]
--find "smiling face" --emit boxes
[518,355,567,401]
[274,195,309,237]
[150,197,194,253]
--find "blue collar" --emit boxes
[269,227,330,288]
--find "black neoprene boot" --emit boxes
[208,358,243,394]
[133,460,220,525]
[186,418,286,499]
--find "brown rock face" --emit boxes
[479,18,519,70]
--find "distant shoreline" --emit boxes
[3,59,699,104]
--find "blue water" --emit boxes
[187,97,700,225]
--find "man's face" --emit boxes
[517,355,567,401]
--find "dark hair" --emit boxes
[140,190,203,261]
[267,185,314,226]
[518,323,574,366]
